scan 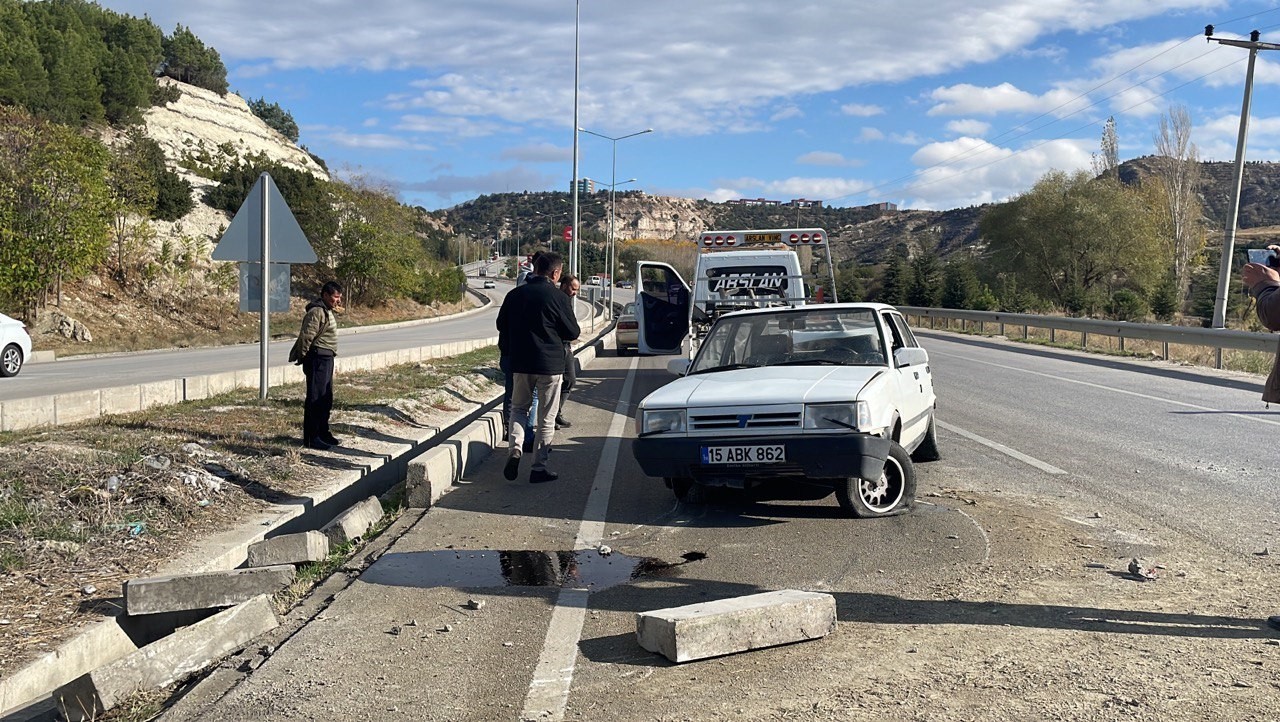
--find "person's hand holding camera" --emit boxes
[1243,243,1280,288]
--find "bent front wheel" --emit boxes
[837,441,915,518]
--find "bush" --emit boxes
[1108,289,1149,321]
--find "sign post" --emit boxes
[212,172,317,400]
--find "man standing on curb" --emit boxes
[290,280,344,450]
[555,273,581,430]
[496,252,580,483]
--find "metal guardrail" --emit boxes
[897,306,1279,369]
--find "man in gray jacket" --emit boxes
[292,281,344,450]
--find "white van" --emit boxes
[632,228,837,355]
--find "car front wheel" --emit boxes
[837,441,915,518]
[0,343,22,377]
[911,411,941,462]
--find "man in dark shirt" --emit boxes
[496,252,581,483]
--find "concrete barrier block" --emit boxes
[139,380,180,410]
[203,370,239,397]
[405,445,458,508]
[181,375,208,401]
[245,530,330,567]
[458,412,501,477]
[320,495,384,546]
[1,395,57,431]
[53,596,279,721]
[0,616,140,716]
[98,386,141,417]
[636,589,836,663]
[54,391,100,425]
[123,565,295,616]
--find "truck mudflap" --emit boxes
[632,434,892,481]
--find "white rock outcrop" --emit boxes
[142,78,328,184]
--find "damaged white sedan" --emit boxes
[631,303,939,517]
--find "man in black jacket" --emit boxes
[496,252,581,483]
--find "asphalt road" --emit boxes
[157,328,1280,721]
[1,261,631,403]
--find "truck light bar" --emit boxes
[697,228,825,248]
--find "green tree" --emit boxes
[330,178,425,304]
[0,0,48,109]
[877,247,909,306]
[106,126,159,286]
[247,97,300,142]
[207,155,337,262]
[908,247,943,307]
[161,24,227,94]
[96,13,164,124]
[25,0,106,124]
[0,106,111,319]
[980,170,1165,312]
[833,267,864,303]
[941,259,979,309]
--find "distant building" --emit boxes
[571,178,596,194]
[871,201,897,212]
[727,197,782,206]
[788,198,823,208]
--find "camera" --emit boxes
[1247,248,1280,270]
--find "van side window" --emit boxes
[888,313,918,348]
[881,312,906,354]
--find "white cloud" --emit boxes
[399,166,560,205]
[858,127,886,142]
[840,103,884,117]
[395,114,505,138]
[927,82,1091,117]
[946,119,991,136]
[362,118,380,128]
[900,137,1095,209]
[321,131,433,151]
[771,106,804,121]
[797,151,863,167]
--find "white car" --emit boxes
[615,302,638,354]
[483,279,496,289]
[0,312,32,377]
[631,303,938,517]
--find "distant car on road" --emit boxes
[615,302,638,355]
[482,279,496,289]
[631,303,938,516]
[0,312,32,377]
[616,280,633,289]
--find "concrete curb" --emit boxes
[0,324,618,717]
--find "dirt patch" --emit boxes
[0,347,501,678]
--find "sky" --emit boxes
[101,0,1280,212]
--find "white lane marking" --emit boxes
[521,355,638,722]
[937,420,1067,476]
[934,349,1280,429]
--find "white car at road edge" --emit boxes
[0,312,32,377]
[631,303,938,517]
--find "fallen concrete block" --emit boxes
[320,495,384,546]
[53,595,279,721]
[123,565,295,616]
[636,589,836,663]
[245,531,330,567]
[405,445,457,509]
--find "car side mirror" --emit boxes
[893,347,928,367]
[667,358,692,376]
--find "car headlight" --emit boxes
[804,402,871,431]
[639,409,686,435]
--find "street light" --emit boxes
[583,175,636,317]
[579,127,652,317]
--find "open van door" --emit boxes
[635,261,691,355]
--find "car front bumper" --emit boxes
[632,433,891,483]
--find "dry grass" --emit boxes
[0,346,499,678]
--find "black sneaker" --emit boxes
[555,416,572,428]
[522,439,535,454]
[503,453,521,480]
[529,468,559,484]
[306,437,334,451]
[1268,615,1280,632]
[320,433,342,446]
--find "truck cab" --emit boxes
[633,228,837,355]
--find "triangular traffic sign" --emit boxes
[212,173,318,263]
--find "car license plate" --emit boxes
[701,445,785,464]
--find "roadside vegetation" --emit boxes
[0,346,500,679]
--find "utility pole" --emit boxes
[1207,26,1280,328]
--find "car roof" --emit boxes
[713,302,899,321]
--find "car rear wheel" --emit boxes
[0,343,22,377]
[911,411,941,462]
[837,441,915,518]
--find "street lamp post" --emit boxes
[570,0,581,278]
[579,127,652,317]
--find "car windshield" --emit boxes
[622,303,636,316]
[688,307,886,374]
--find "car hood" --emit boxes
[642,366,884,408]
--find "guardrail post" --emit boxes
[1081,332,1088,348]
[999,323,1005,336]
[978,321,984,334]
[1050,328,1056,343]
[1163,341,1169,359]
[1215,347,1223,369]
[1022,325,1028,340]
[1118,336,1125,353]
